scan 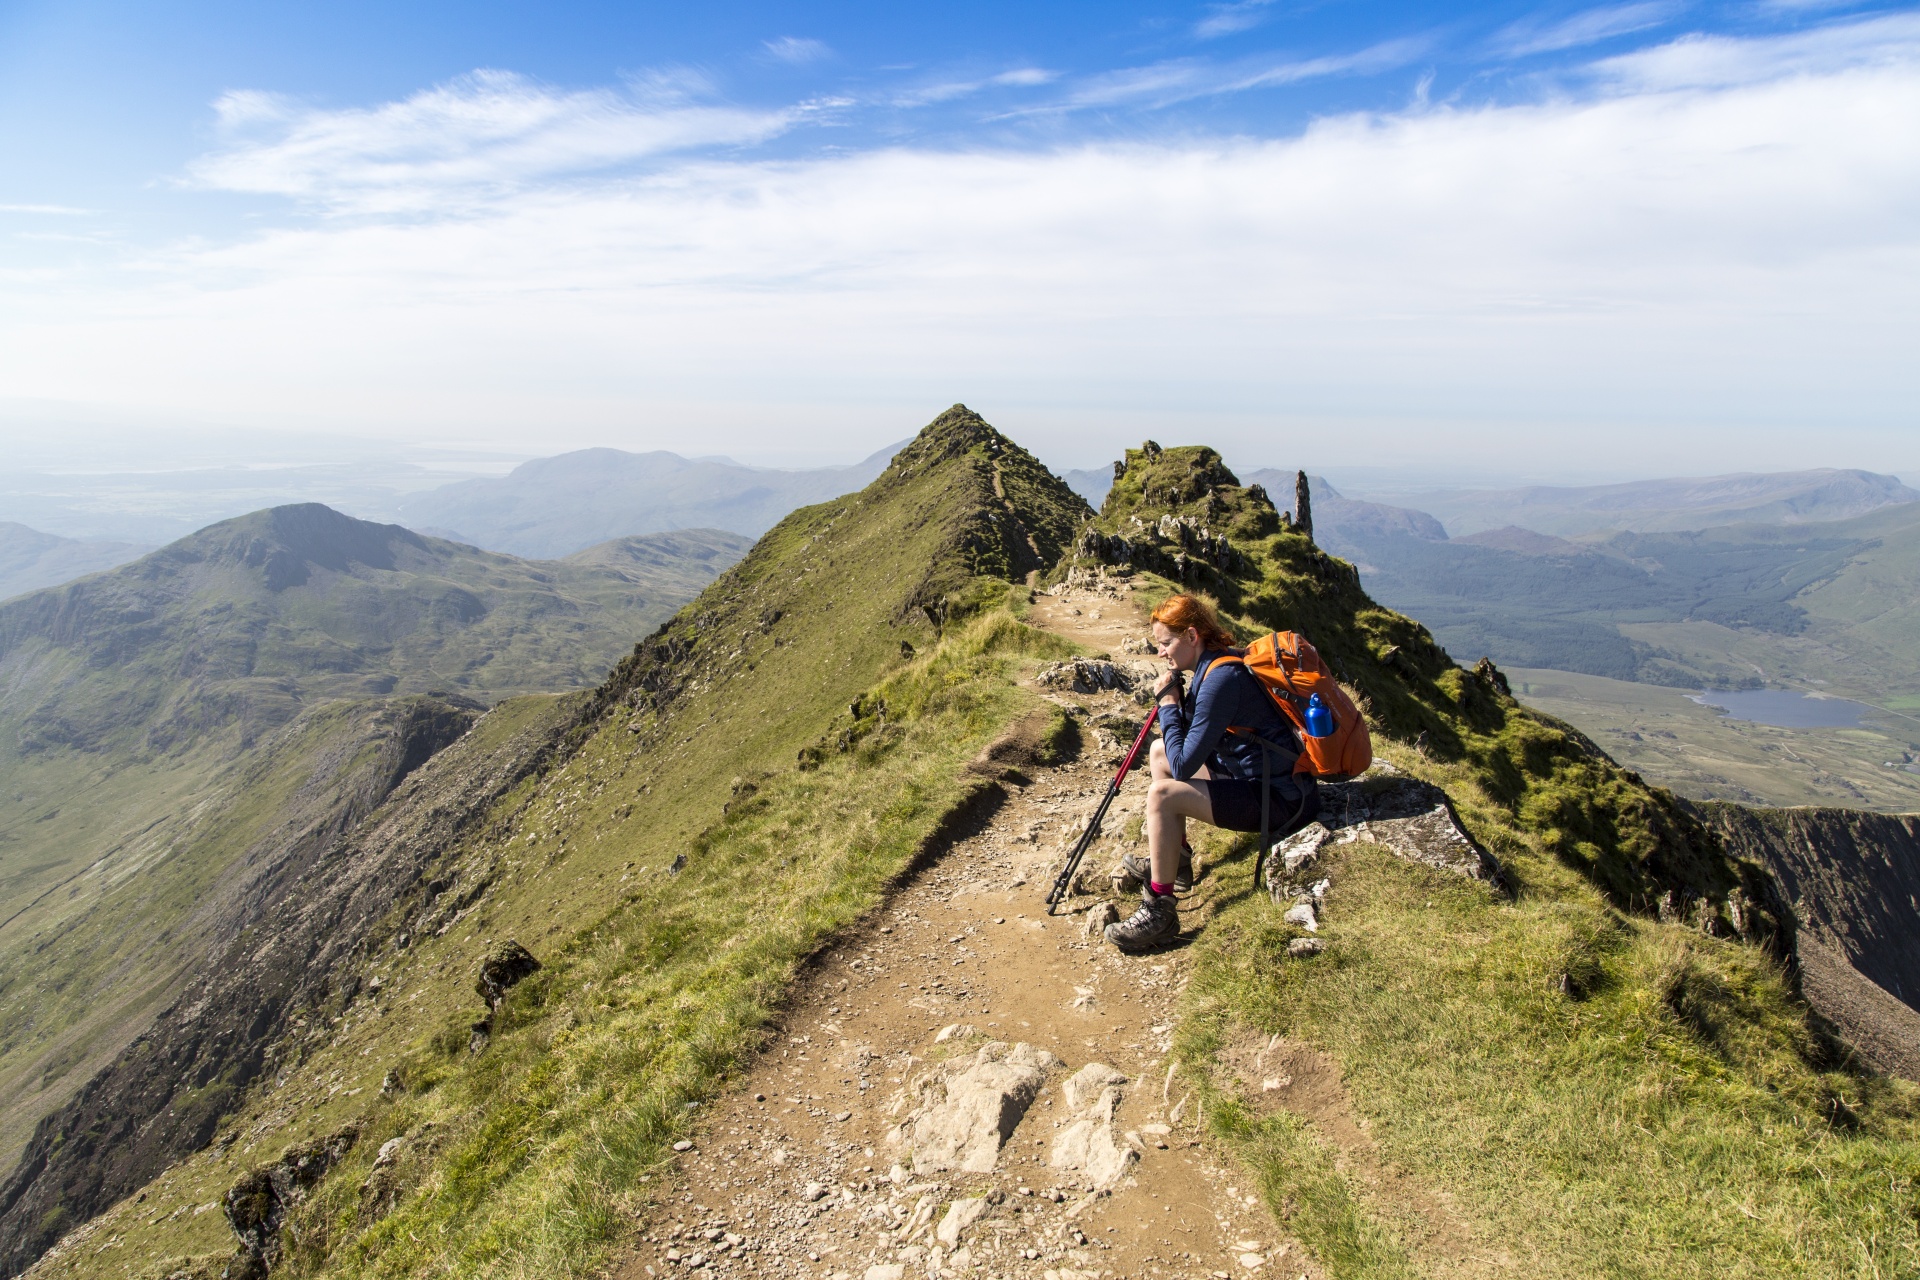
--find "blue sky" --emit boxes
[0,0,1916,476]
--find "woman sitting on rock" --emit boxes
[1106,593,1319,952]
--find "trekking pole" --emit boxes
[1045,706,1162,914]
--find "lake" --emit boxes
[1689,689,1876,729]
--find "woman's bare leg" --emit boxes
[1146,776,1213,887]
[1146,740,1209,881]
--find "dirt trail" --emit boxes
[610,578,1322,1280]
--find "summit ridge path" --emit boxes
[610,581,1323,1280]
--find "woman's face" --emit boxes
[1152,621,1203,672]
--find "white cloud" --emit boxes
[764,37,831,64]
[1592,9,1920,87]
[992,68,1058,87]
[894,66,1059,107]
[1196,0,1277,40]
[2,20,1917,471]
[186,69,801,212]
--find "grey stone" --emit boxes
[1049,1066,1137,1189]
[1084,902,1119,937]
[894,1041,1059,1174]
[474,940,540,1010]
[1288,937,1325,958]
[1061,1062,1127,1113]
[936,1197,987,1247]
[1271,823,1333,876]
[1282,903,1318,932]
[1299,775,1498,884]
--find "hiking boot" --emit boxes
[1104,889,1180,953]
[1114,844,1193,893]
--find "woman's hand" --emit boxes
[1154,666,1182,704]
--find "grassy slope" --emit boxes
[1069,445,1918,1277]
[38,407,1088,1279]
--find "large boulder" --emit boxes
[473,940,542,1009]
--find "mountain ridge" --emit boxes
[9,417,1920,1279]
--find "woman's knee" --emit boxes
[1146,777,1187,810]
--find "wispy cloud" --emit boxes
[1497,2,1683,57]
[1591,9,1920,87]
[1749,0,1869,12]
[0,204,92,215]
[1195,0,1277,40]
[1038,37,1430,113]
[185,69,802,212]
[764,36,831,64]
[894,66,1060,107]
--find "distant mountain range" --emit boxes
[1355,467,1920,539]
[0,522,148,601]
[389,442,905,558]
[2,442,905,561]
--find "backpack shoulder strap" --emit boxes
[1192,652,1245,689]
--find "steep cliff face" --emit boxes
[1702,803,1920,1076]
[0,694,510,1275]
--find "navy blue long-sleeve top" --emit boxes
[1157,651,1303,786]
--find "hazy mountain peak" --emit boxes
[393,439,908,558]
[168,503,429,590]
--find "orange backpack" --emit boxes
[1199,631,1372,779]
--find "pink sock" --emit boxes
[1149,881,1174,897]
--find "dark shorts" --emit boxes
[1203,775,1318,838]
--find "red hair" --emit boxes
[1150,594,1236,650]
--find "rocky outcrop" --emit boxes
[223,1126,359,1277]
[1266,772,1498,893]
[1048,1064,1135,1191]
[469,941,542,1053]
[474,941,541,1009]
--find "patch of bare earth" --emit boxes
[1214,1025,1512,1276]
[608,579,1324,1280]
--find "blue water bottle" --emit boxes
[1303,692,1335,738]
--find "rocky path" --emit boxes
[609,577,1320,1280]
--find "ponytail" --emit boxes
[1150,594,1237,651]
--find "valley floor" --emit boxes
[1508,667,1920,812]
